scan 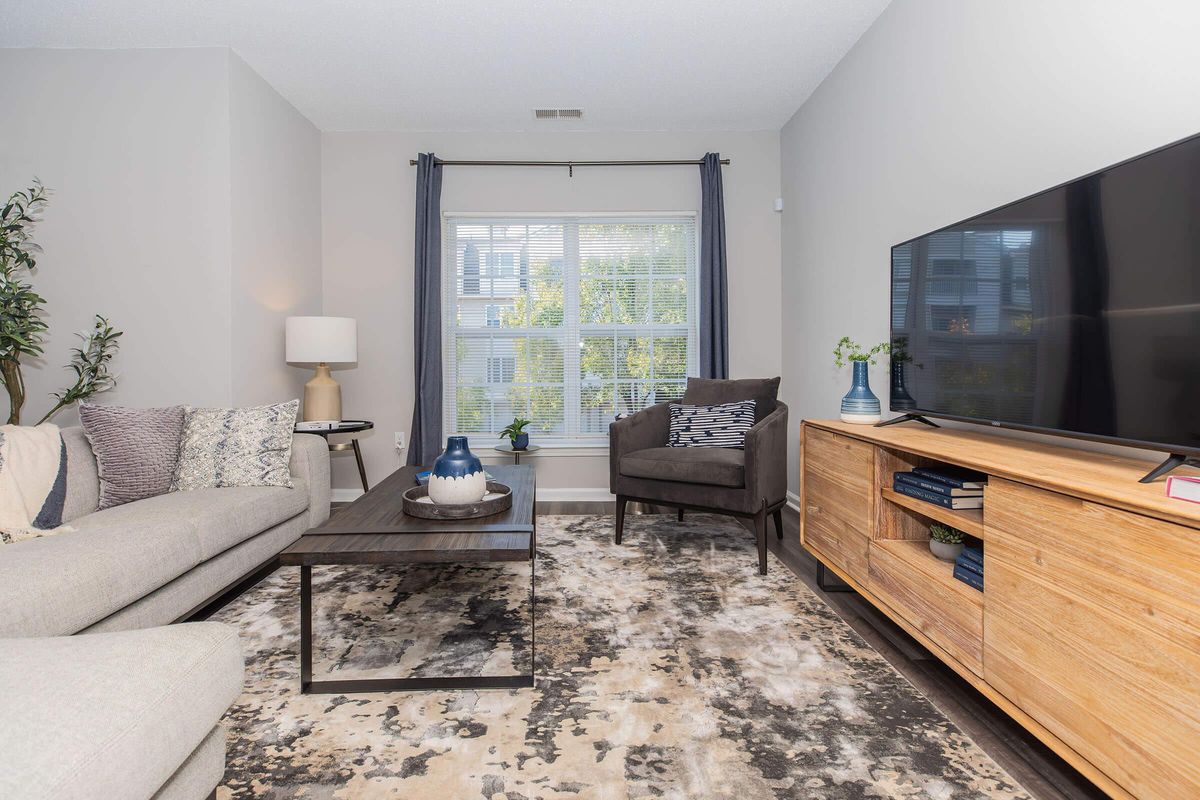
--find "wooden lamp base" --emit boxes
[303,363,342,422]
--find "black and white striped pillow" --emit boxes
[668,400,756,448]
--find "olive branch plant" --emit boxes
[1,180,122,425]
[833,336,890,369]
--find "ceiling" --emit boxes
[1,0,891,132]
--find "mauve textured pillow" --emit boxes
[79,403,185,510]
[682,377,780,422]
[172,400,299,491]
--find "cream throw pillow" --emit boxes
[172,400,299,491]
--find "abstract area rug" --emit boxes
[212,514,1030,799]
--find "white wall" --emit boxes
[0,48,233,420]
[0,47,321,424]
[322,131,782,494]
[228,51,323,407]
[780,0,1200,493]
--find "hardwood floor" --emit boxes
[330,498,1106,799]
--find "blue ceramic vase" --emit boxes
[428,436,486,504]
[840,361,881,424]
[511,432,529,451]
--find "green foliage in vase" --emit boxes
[0,180,122,424]
[833,336,890,369]
[38,316,122,424]
[929,522,965,545]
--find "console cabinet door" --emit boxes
[984,478,1200,800]
[801,427,874,585]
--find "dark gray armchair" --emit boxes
[609,377,789,574]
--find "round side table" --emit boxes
[295,420,374,492]
[494,443,541,465]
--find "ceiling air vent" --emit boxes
[534,108,583,120]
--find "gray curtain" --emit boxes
[407,153,444,466]
[699,152,729,378]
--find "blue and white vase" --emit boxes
[840,361,881,424]
[428,436,486,504]
[511,432,529,451]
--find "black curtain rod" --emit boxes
[408,158,730,167]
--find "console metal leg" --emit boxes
[817,562,854,593]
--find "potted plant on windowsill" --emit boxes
[929,522,965,561]
[499,417,532,451]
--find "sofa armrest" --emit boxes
[744,402,788,507]
[609,402,672,491]
[290,434,331,528]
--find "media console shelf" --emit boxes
[799,419,1200,800]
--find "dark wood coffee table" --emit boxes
[280,464,536,694]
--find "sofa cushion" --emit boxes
[0,519,203,638]
[620,446,745,488]
[74,480,309,561]
[80,403,185,509]
[173,400,299,491]
[667,400,756,449]
[0,622,243,800]
[682,376,780,422]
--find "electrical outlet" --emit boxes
[394,431,406,450]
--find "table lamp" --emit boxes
[285,316,357,422]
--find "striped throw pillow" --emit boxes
[668,400,756,449]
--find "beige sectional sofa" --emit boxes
[0,429,331,799]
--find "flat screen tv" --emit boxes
[889,132,1200,480]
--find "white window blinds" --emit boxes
[443,215,698,444]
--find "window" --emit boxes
[486,356,515,384]
[443,215,698,444]
[485,304,502,328]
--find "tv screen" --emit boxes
[890,132,1200,455]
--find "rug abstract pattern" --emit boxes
[212,514,1030,799]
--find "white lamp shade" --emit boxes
[285,316,357,364]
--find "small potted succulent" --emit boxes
[928,522,965,561]
[499,417,532,451]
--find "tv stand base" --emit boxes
[1138,453,1200,483]
[874,413,940,429]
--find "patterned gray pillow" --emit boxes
[172,400,299,491]
[79,403,185,509]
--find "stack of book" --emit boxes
[953,545,984,591]
[892,466,987,510]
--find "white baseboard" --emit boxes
[786,490,800,512]
[332,487,616,504]
[538,488,616,503]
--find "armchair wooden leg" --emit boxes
[615,495,628,544]
[754,506,768,575]
[677,508,684,522]
[772,508,783,540]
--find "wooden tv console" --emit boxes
[799,420,1200,800]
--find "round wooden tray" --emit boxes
[401,481,513,520]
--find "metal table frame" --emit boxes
[297,527,537,694]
